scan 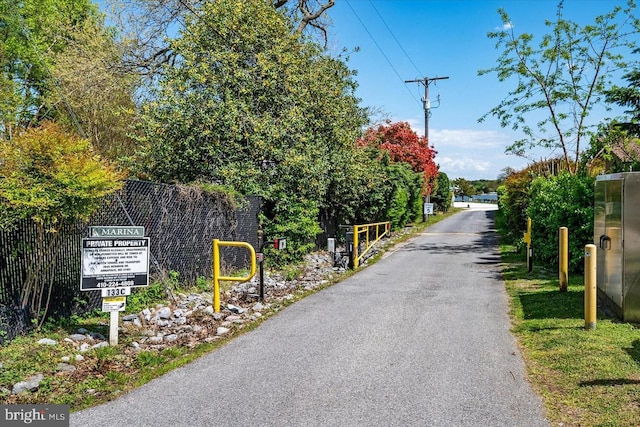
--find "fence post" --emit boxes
[559,227,568,292]
[584,244,597,330]
[353,225,359,268]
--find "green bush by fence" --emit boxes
[0,180,260,341]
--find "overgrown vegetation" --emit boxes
[1,0,449,332]
[0,122,124,328]
[527,173,595,273]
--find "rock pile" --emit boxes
[10,251,339,395]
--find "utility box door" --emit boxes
[595,172,640,322]
[622,173,640,322]
[595,175,623,312]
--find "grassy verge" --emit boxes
[501,246,640,427]
[0,209,460,410]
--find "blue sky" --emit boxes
[326,0,636,181]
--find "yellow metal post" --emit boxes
[584,244,597,330]
[353,225,359,268]
[559,227,568,292]
[213,239,221,313]
[366,227,370,251]
[347,221,390,269]
[523,218,532,272]
[212,239,257,313]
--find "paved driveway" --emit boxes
[72,206,548,426]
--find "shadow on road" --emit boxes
[399,209,501,275]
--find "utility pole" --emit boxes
[405,76,449,143]
[405,75,449,223]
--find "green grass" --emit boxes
[501,245,640,427]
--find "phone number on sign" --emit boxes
[98,280,134,288]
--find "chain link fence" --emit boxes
[0,180,260,342]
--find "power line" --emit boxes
[367,0,422,77]
[344,0,421,107]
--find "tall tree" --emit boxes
[358,121,439,195]
[478,1,640,174]
[133,0,366,259]
[605,68,640,135]
[431,172,452,212]
[46,18,139,163]
[0,0,100,138]
[106,0,336,79]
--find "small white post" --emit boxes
[109,311,119,346]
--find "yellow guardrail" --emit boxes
[212,239,256,313]
[353,221,391,268]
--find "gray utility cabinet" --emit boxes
[594,172,640,322]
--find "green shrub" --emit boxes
[385,163,423,229]
[496,169,534,245]
[527,173,595,273]
[431,172,452,213]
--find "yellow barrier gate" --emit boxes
[212,239,256,313]
[353,221,391,268]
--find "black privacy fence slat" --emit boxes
[0,180,261,342]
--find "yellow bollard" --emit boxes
[584,244,597,330]
[523,218,532,272]
[559,227,568,292]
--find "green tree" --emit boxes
[431,172,452,213]
[385,162,423,229]
[0,0,100,137]
[479,1,640,174]
[133,0,366,261]
[0,122,124,328]
[452,178,474,199]
[106,0,335,77]
[605,69,640,136]
[583,121,640,174]
[46,18,139,164]
[527,173,595,273]
[495,169,534,245]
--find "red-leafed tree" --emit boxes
[358,121,439,194]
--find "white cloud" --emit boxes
[438,156,492,173]
[430,128,505,149]
[427,128,529,180]
[394,122,531,180]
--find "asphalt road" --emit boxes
[71,206,549,427]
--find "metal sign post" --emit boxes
[257,238,287,302]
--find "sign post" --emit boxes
[257,238,287,302]
[423,202,434,221]
[81,227,149,345]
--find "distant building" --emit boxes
[471,192,498,203]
